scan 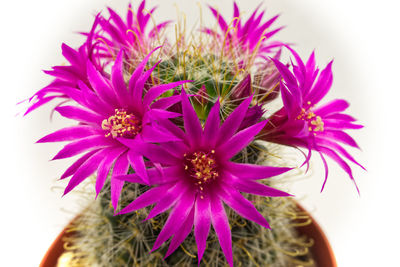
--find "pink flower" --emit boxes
[262,47,364,191]
[204,2,284,64]
[93,0,171,63]
[37,48,189,209]
[117,92,291,266]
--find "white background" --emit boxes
[1,0,399,266]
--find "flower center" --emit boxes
[101,109,142,139]
[296,105,324,135]
[184,150,219,197]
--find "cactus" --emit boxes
[60,143,315,267]
[26,1,363,266]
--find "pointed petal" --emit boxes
[225,162,291,180]
[194,196,211,264]
[271,58,298,89]
[87,60,118,106]
[181,89,203,146]
[217,95,252,145]
[55,106,103,124]
[314,99,349,117]
[151,95,181,109]
[325,113,357,122]
[318,151,329,192]
[131,143,181,165]
[132,61,161,109]
[96,147,126,197]
[61,43,80,66]
[208,5,229,33]
[111,51,130,107]
[78,81,115,116]
[146,181,188,220]
[117,166,181,186]
[318,146,359,193]
[227,174,292,197]
[146,108,182,120]
[111,152,130,210]
[158,117,187,143]
[141,124,181,143]
[210,197,233,267]
[219,184,270,229]
[316,138,365,170]
[52,135,112,160]
[324,120,363,130]
[64,149,108,195]
[164,207,194,258]
[203,100,220,147]
[127,151,149,184]
[129,46,161,94]
[307,61,333,104]
[143,80,191,107]
[151,191,195,252]
[37,126,100,143]
[60,150,99,179]
[118,184,172,215]
[280,82,302,118]
[218,120,267,160]
[323,130,360,148]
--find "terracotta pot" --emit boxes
[40,205,337,267]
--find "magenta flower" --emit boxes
[117,92,291,266]
[94,0,171,62]
[204,2,284,61]
[262,47,364,191]
[25,17,102,115]
[37,48,189,209]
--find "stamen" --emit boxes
[102,109,142,139]
[184,151,219,195]
[296,106,324,134]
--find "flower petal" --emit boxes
[143,81,191,107]
[218,184,270,229]
[140,124,181,143]
[87,60,118,106]
[151,190,195,252]
[131,60,161,110]
[181,89,203,146]
[218,120,267,160]
[314,99,349,117]
[151,95,181,109]
[203,99,220,147]
[52,135,112,160]
[60,150,99,179]
[111,152,129,210]
[225,162,291,180]
[118,184,172,215]
[194,195,211,264]
[55,106,103,124]
[146,181,188,220]
[217,95,252,145]
[127,151,149,184]
[64,149,109,195]
[210,197,233,267]
[96,147,127,197]
[164,207,194,258]
[227,174,292,197]
[111,51,130,107]
[129,46,161,95]
[37,126,100,143]
[323,130,360,148]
